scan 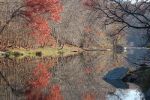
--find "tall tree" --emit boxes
[83,0,150,36]
[0,0,63,46]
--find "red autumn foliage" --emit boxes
[26,63,51,100]
[28,59,57,89]
[26,62,61,99]
[26,89,43,100]
[26,84,63,100]
[26,61,63,100]
[28,63,52,88]
[83,91,96,100]
[25,0,63,22]
[46,85,64,100]
[23,0,63,46]
[29,16,54,46]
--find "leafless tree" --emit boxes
[84,0,150,36]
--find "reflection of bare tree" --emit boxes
[124,49,150,68]
[53,52,126,100]
[0,57,57,98]
[0,52,126,100]
[0,70,29,96]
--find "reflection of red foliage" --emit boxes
[83,91,96,100]
[24,0,63,46]
[26,89,43,100]
[29,63,52,88]
[46,85,64,100]
[26,84,63,100]
[26,62,63,100]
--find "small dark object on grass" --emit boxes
[72,51,78,52]
[13,52,23,57]
[36,51,42,57]
[4,53,10,58]
[115,45,124,54]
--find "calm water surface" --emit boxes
[0,49,150,100]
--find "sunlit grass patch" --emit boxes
[5,45,83,59]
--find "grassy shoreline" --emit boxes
[0,45,83,59]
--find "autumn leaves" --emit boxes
[24,0,63,47]
[26,61,64,100]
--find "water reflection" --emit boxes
[0,49,150,100]
[106,89,145,100]
[127,49,150,67]
[105,48,150,100]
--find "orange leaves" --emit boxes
[26,84,63,100]
[29,59,57,88]
[24,0,63,22]
[29,63,52,88]
[26,90,43,100]
[29,16,53,45]
[26,61,64,100]
[83,91,96,100]
[29,16,57,46]
[46,85,64,100]
[24,0,63,46]
[26,63,51,100]
[49,3,63,22]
